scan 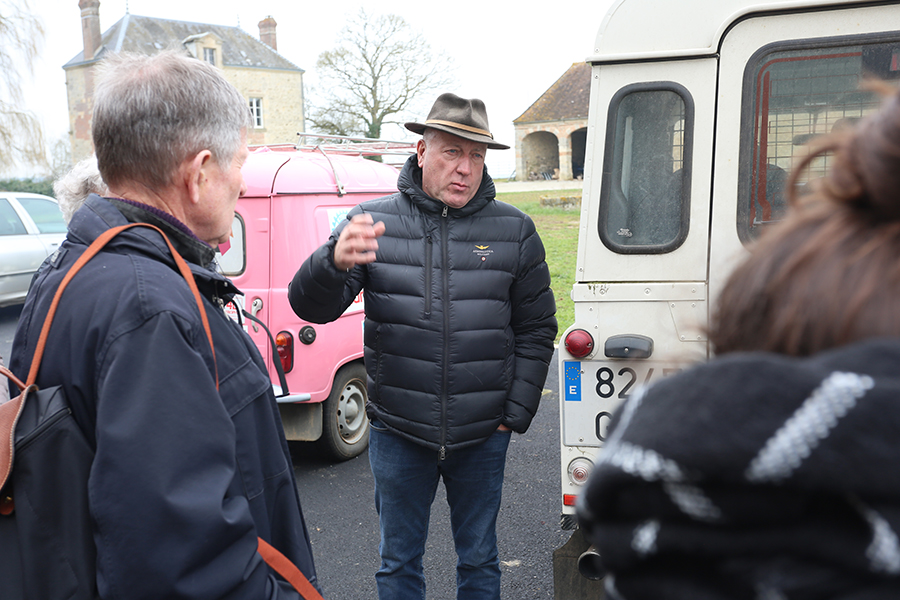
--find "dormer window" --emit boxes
[203,47,216,66]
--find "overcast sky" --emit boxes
[18,0,616,178]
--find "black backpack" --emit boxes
[0,223,322,600]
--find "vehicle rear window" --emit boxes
[18,196,66,234]
[738,35,900,242]
[598,82,693,254]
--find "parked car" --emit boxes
[219,138,413,460]
[0,192,67,307]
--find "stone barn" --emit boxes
[514,62,590,182]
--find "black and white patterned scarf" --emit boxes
[578,338,900,599]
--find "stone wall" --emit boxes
[226,66,305,146]
[65,64,96,162]
[66,62,305,162]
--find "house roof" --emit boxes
[63,14,302,72]
[514,62,590,124]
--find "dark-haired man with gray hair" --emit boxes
[10,50,318,599]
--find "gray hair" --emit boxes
[53,155,107,224]
[92,50,250,191]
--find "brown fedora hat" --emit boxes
[405,93,510,150]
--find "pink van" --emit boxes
[219,141,410,460]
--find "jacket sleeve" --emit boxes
[90,312,302,600]
[504,217,558,433]
[288,210,366,324]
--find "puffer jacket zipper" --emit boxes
[375,330,382,387]
[424,235,433,318]
[439,204,449,460]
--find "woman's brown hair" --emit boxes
[710,82,900,356]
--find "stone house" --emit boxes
[513,62,590,182]
[66,0,305,163]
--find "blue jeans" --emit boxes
[368,421,512,600]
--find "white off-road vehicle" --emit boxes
[555,1,900,595]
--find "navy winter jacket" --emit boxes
[9,195,317,599]
[289,156,557,452]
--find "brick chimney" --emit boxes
[258,16,277,51]
[79,0,102,60]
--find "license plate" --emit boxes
[223,295,246,331]
[562,360,683,446]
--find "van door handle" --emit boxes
[604,334,653,358]
[250,297,263,332]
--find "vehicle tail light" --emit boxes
[275,331,293,373]
[563,494,578,507]
[565,329,594,358]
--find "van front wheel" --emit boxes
[320,363,369,461]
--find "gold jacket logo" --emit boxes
[473,244,493,262]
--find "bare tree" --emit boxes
[0,0,45,174]
[307,9,455,140]
[49,134,72,181]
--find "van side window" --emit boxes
[599,83,693,254]
[217,213,245,276]
[738,37,900,242]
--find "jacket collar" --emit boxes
[396,154,496,218]
[107,197,216,268]
[68,194,238,295]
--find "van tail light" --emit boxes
[275,331,294,373]
[565,329,594,358]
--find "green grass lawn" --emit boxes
[496,189,581,344]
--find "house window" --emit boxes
[249,97,264,129]
[203,47,216,66]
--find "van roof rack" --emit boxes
[294,133,416,156]
[247,134,414,197]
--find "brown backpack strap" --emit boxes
[1,223,217,492]
[0,366,25,394]
[257,537,325,600]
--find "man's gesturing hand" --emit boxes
[333,213,386,272]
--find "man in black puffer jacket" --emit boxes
[289,93,557,600]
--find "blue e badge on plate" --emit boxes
[564,361,581,402]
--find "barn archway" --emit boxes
[522,131,560,180]
[570,128,587,180]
